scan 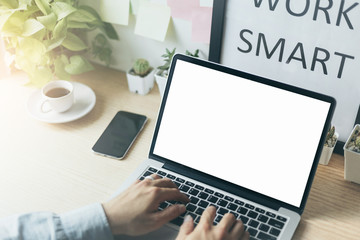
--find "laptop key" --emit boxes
[215,215,223,223]
[195,207,205,215]
[173,181,181,187]
[227,203,238,211]
[237,207,248,215]
[217,207,229,215]
[258,231,276,240]
[198,200,209,208]
[218,199,228,207]
[258,214,269,223]
[166,174,176,180]
[205,188,214,194]
[195,184,205,190]
[224,196,234,202]
[208,195,219,203]
[268,218,284,229]
[187,203,197,212]
[185,181,195,187]
[270,227,281,237]
[259,223,270,232]
[198,192,209,200]
[148,167,158,173]
[179,185,190,192]
[215,192,224,198]
[247,228,258,237]
[143,171,152,176]
[170,217,183,226]
[266,211,276,218]
[176,177,185,183]
[249,219,259,228]
[157,171,167,176]
[235,200,244,206]
[247,210,258,219]
[255,207,265,214]
[245,203,255,210]
[189,188,199,196]
[276,215,287,222]
[159,202,169,210]
[190,196,200,204]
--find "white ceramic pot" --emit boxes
[343,124,360,184]
[126,69,155,95]
[319,132,339,165]
[154,69,167,98]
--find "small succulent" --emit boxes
[346,128,360,152]
[157,48,176,77]
[324,126,337,147]
[132,58,152,77]
[186,49,200,57]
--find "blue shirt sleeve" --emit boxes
[0,203,113,240]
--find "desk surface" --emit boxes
[0,66,359,239]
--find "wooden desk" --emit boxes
[0,66,359,239]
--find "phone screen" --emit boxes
[92,111,147,159]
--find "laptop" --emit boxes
[114,54,336,240]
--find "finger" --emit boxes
[156,188,190,203]
[152,177,178,189]
[198,206,216,227]
[151,204,187,228]
[228,219,246,239]
[217,213,236,232]
[177,215,195,239]
[240,230,250,240]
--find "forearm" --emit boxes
[0,203,113,240]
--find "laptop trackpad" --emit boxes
[114,225,178,240]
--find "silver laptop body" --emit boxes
[114,54,336,240]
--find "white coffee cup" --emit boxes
[41,80,74,113]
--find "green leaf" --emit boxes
[44,36,65,52]
[54,54,70,80]
[65,55,94,74]
[61,31,87,51]
[67,9,98,23]
[22,19,45,36]
[53,18,67,39]
[37,12,57,30]
[29,66,53,87]
[51,2,76,21]
[17,38,47,66]
[34,0,50,15]
[1,11,26,36]
[67,21,91,29]
[0,0,18,8]
[101,22,119,40]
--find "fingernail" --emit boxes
[184,215,193,222]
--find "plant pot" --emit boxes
[126,68,155,95]
[154,69,168,98]
[319,132,339,165]
[343,124,360,184]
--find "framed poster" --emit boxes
[209,0,360,154]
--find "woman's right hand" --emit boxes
[176,206,249,240]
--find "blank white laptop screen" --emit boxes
[153,60,331,208]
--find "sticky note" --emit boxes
[167,0,199,21]
[130,0,140,15]
[100,0,130,25]
[191,7,213,44]
[134,1,171,41]
[200,0,213,7]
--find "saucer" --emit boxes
[27,82,96,123]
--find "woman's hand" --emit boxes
[176,206,249,240]
[102,174,189,236]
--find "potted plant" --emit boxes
[126,58,155,95]
[343,124,360,184]
[155,48,200,97]
[0,0,118,87]
[319,126,338,165]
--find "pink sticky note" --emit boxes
[167,0,200,21]
[191,7,213,44]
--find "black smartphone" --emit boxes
[92,111,148,159]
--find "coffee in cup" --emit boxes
[41,80,74,113]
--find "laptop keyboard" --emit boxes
[140,167,288,240]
